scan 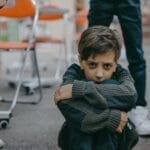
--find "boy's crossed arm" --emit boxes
[56,98,128,134]
[54,64,137,111]
[54,64,131,133]
[54,84,128,133]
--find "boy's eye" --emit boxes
[88,63,97,68]
[103,64,112,70]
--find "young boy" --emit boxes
[54,26,138,150]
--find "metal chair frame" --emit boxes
[0,0,42,128]
[9,3,71,92]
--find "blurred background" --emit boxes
[0,0,150,149]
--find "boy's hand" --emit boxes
[54,84,73,104]
[116,112,128,133]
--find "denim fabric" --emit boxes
[58,123,117,150]
[58,123,94,150]
[58,122,138,150]
[88,0,146,106]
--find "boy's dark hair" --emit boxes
[78,26,122,61]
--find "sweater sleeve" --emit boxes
[62,64,108,109]
[57,64,121,133]
[72,65,137,111]
[57,100,121,133]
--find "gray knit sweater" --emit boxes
[57,63,137,133]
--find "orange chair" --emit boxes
[21,3,70,91]
[0,0,42,128]
[1,1,70,92]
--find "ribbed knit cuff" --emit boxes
[72,80,86,99]
[106,110,121,132]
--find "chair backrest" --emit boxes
[0,0,35,18]
[39,4,66,21]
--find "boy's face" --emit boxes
[79,51,117,83]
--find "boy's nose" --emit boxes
[95,70,103,80]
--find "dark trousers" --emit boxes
[58,123,138,150]
[88,0,146,106]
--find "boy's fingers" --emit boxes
[53,88,62,104]
[121,112,128,122]
[54,88,62,97]
[54,95,61,104]
[116,126,122,133]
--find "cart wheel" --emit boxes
[0,120,9,129]
[25,87,35,95]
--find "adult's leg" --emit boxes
[117,0,150,136]
[88,0,114,27]
[117,0,146,106]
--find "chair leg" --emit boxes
[21,14,71,90]
[4,13,71,92]
[22,44,63,90]
[23,48,43,102]
[0,50,35,129]
[1,48,43,105]
[0,111,11,129]
[63,13,73,66]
